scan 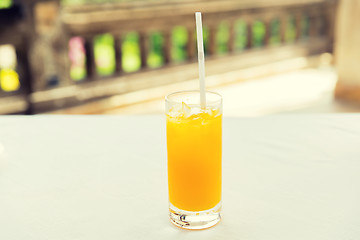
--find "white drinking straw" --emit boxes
[195,12,206,109]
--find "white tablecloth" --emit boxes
[0,115,359,240]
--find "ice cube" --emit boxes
[167,104,183,118]
[182,102,192,118]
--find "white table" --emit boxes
[0,115,359,240]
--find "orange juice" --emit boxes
[167,108,222,212]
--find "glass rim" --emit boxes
[165,90,222,105]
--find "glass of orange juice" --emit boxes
[166,90,222,230]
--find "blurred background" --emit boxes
[0,0,359,116]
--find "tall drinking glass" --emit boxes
[166,90,222,230]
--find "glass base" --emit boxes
[169,202,221,230]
